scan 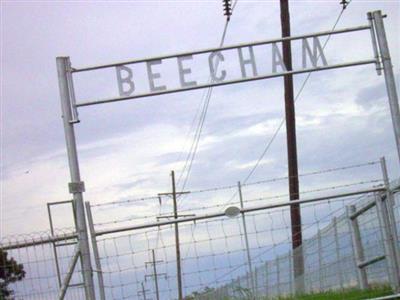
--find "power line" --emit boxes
[91,158,376,208]
[176,0,239,195]
[221,0,352,207]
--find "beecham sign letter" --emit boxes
[116,37,327,97]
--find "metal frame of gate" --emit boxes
[49,10,400,299]
[347,158,400,293]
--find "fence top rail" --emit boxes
[0,231,78,251]
[71,24,371,73]
[94,186,385,237]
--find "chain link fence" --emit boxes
[1,162,399,300]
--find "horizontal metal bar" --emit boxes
[349,198,377,220]
[47,200,73,206]
[145,273,166,278]
[95,187,384,237]
[55,241,78,247]
[157,214,196,219]
[68,283,85,288]
[358,254,386,269]
[145,260,163,265]
[72,25,371,73]
[0,232,78,250]
[76,59,377,107]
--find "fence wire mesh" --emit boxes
[1,161,399,300]
[93,191,396,300]
[0,230,85,299]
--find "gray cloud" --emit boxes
[2,1,400,237]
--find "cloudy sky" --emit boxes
[1,0,400,238]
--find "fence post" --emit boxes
[85,202,106,300]
[317,228,323,292]
[333,217,344,290]
[265,261,269,297]
[346,205,368,289]
[380,157,400,278]
[289,251,294,295]
[375,192,400,292]
[276,256,281,296]
[56,57,96,299]
[255,267,258,298]
[372,11,400,166]
[237,182,256,298]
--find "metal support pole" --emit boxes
[56,57,96,300]
[317,229,322,292]
[372,11,400,166]
[289,252,294,295]
[85,202,106,300]
[367,12,382,75]
[380,157,400,271]
[171,171,183,300]
[152,249,160,300]
[59,244,80,300]
[255,267,258,298]
[375,192,400,292]
[265,261,269,296]
[276,256,281,295]
[346,205,368,289]
[333,217,344,290]
[238,182,256,296]
[279,1,304,293]
[47,203,62,287]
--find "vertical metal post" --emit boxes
[56,57,96,299]
[276,256,281,296]
[317,229,322,292]
[333,217,344,290]
[152,249,161,300]
[288,252,293,295]
[375,192,400,292]
[255,267,258,298]
[372,11,400,166]
[171,171,183,300]
[265,261,269,296]
[346,205,368,289]
[47,203,62,287]
[279,0,304,294]
[380,157,400,270]
[238,182,256,296]
[367,12,382,75]
[85,202,106,300]
[59,244,81,300]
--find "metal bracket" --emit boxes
[68,181,85,194]
[367,12,383,75]
[66,61,80,123]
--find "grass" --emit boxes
[271,285,393,300]
[185,285,395,299]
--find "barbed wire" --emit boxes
[90,159,379,208]
[91,178,382,228]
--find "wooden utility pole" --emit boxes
[144,249,165,300]
[138,282,150,300]
[158,171,193,300]
[279,0,304,292]
[171,171,183,300]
